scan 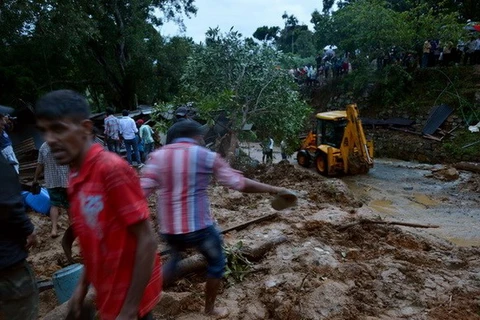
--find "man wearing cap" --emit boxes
[141,120,286,319]
[165,106,190,145]
[0,105,38,320]
[0,108,19,174]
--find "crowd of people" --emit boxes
[422,36,480,68]
[289,49,353,86]
[289,33,480,87]
[0,90,290,320]
[104,108,156,167]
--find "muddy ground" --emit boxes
[31,146,480,319]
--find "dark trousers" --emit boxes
[475,50,480,65]
[162,225,225,285]
[106,138,120,154]
[144,142,154,161]
[0,260,38,320]
[124,138,141,165]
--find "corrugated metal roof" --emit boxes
[422,104,453,135]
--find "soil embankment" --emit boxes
[33,154,480,319]
[309,66,480,163]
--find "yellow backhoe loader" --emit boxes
[296,103,374,176]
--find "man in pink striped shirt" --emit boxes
[141,121,285,318]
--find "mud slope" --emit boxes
[33,161,480,319]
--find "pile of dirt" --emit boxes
[153,217,480,320]
[246,162,362,209]
[34,161,480,320]
[461,173,480,193]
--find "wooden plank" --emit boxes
[19,161,37,172]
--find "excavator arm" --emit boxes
[342,104,374,174]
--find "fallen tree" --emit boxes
[164,235,288,288]
[454,162,480,174]
[336,219,440,232]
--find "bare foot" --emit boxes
[205,307,229,319]
[51,231,59,238]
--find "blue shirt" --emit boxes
[0,131,12,149]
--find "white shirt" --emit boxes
[38,142,69,188]
[268,138,274,150]
[119,116,138,140]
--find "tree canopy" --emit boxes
[177,28,311,144]
[0,0,196,110]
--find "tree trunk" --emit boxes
[454,162,480,174]
[165,236,288,284]
[215,131,238,162]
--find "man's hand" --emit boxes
[25,230,37,249]
[31,182,41,195]
[67,273,89,319]
[115,309,138,320]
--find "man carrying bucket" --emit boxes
[0,105,38,320]
[35,90,161,320]
[140,120,292,319]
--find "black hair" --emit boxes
[106,107,115,115]
[171,120,204,139]
[36,90,90,121]
[122,110,129,116]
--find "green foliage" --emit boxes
[443,130,480,159]
[0,0,196,109]
[323,0,480,22]
[253,26,280,42]
[223,241,253,285]
[375,64,413,106]
[313,0,464,57]
[331,0,411,54]
[253,13,316,58]
[180,29,311,144]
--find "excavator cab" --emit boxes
[316,116,347,148]
[297,104,374,176]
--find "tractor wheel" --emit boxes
[296,150,311,167]
[315,152,329,176]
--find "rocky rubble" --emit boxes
[32,161,480,319]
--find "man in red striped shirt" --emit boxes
[141,120,285,318]
[36,90,161,320]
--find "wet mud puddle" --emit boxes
[342,159,480,247]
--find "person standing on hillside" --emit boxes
[119,110,142,166]
[0,112,19,174]
[280,140,287,161]
[0,106,38,320]
[266,136,274,164]
[422,40,431,68]
[165,106,190,145]
[141,120,286,319]
[104,108,120,154]
[138,119,155,160]
[33,142,70,238]
[474,35,480,65]
[35,90,161,320]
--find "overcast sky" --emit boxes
[159,0,324,43]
